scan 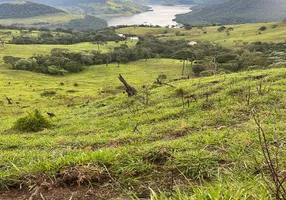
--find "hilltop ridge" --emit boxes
[0,1,66,19]
[175,0,286,25]
[0,0,150,17]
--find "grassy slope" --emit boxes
[117,21,286,46]
[0,58,285,198]
[175,0,286,25]
[0,40,136,62]
[0,22,285,198]
[0,13,84,27]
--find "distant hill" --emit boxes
[51,15,108,30]
[0,2,108,30]
[0,1,65,19]
[0,0,150,17]
[175,0,286,25]
[143,0,194,5]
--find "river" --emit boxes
[106,5,193,27]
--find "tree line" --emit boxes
[4,37,281,76]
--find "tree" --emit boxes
[173,49,195,75]
[141,48,151,61]
[116,56,121,67]
[14,58,37,71]
[92,40,107,52]
[3,56,21,68]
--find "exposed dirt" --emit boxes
[0,186,124,200]
[0,165,124,200]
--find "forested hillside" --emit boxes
[0,1,108,30]
[0,2,65,19]
[175,0,286,25]
[0,0,150,17]
[52,15,108,30]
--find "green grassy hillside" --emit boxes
[0,0,150,17]
[0,22,285,198]
[0,1,66,19]
[0,13,84,27]
[175,0,286,25]
[0,59,285,198]
[0,40,136,61]
[117,21,286,47]
[0,2,108,30]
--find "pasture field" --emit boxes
[0,57,285,198]
[117,21,286,47]
[0,13,84,27]
[0,40,136,62]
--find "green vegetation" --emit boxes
[175,0,286,25]
[0,23,286,198]
[0,1,65,19]
[13,109,52,132]
[117,21,286,47]
[0,0,150,17]
[0,13,85,28]
[0,2,108,30]
[0,59,285,198]
[51,15,107,30]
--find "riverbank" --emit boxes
[106,5,193,27]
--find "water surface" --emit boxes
[106,5,193,27]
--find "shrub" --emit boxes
[259,26,267,31]
[268,62,286,68]
[47,65,67,76]
[14,58,37,71]
[64,61,84,73]
[192,65,205,74]
[157,74,167,81]
[13,109,52,132]
[216,54,237,63]
[217,26,226,32]
[200,70,215,77]
[40,90,56,97]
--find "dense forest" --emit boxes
[175,0,286,25]
[0,2,65,19]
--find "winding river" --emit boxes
[106,5,193,27]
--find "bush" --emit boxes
[200,70,215,77]
[40,90,57,97]
[217,26,226,32]
[64,61,84,73]
[216,54,237,63]
[192,65,205,74]
[14,58,37,71]
[47,65,67,75]
[259,26,267,31]
[13,109,52,132]
[157,74,167,81]
[268,62,286,68]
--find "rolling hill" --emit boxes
[0,0,150,17]
[0,1,108,30]
[175,0,286,25]
[0,1,66,19]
